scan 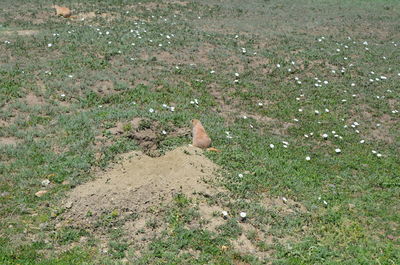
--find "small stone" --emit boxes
[41,179,50,187]
[62,180,70,185]
[35,190,48,197]
[221,211,228,219]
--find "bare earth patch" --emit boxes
[0,136,20,146]
[57,145,220,251]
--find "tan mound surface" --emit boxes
[59,145,219,229]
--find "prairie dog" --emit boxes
[54,5,72,18]
[191,119,211,149]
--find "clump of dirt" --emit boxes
[57,145,220,251]
[106,117,190,156]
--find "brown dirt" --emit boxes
[105,118,190,156]
[1,30,39,36]
[57,145,220,251]
[93,80,115,95]
[0,136,20,146]
[24,93,44,106]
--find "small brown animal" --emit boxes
[191,119,212,149]
[54,5,72,18]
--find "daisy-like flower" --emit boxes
[60,94,66,97]
[162,130,167,135]
[239,212,247,219]
[235,72,239,77]
[306,156,311,161]
[360,140,365,143]
[170,106,175,112]
[282,197,288,203]
[258,102,263,106]
[269,144,275,149]
[48,43,53,47]
[149,108,154,113]
[276,64,281,68]
[322,133,328,139]
[377,153,382,157]
[238,173,243,178]
[335,148,341,154]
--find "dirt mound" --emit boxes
[58,145,219,232]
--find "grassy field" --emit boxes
[0,0,399,264]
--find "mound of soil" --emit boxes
[58,145,219,230]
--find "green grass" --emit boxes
[0,0,399,264]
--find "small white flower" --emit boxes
[190,100,195,104]
[315,110,320,115]
[234,72,239,77]
[240,212,247,218]
[276,64,281,68]
[325,108,330,113]
[149,108,154,113]
[372,150,377,154]
[282,197,288,203]
[283,145,288,148]
[335,148,341,154]
[170,106,175,112]
[210,70,215,74]
[68,75,73,78]
[298,109,303,112]
[269,144,275,149]
[242,115,247,119]
[324,81,328,84]
[306,156,311,161]
[360,140,365,143]
[60,94,66,97]
[222,211,228,219]
[377,153,382,157]
[293,118,299,122]
[380,76,387,80]
[238,173,243,178]
[323,200,328,205]
[258,102,263,106]
[47,43,53,47]
[162,130,167,135]
[322,134,328,139]
[363,41,368,45]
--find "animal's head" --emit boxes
[191,119,200,126]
